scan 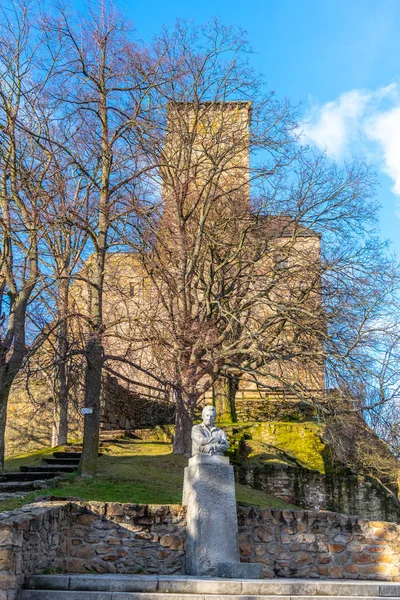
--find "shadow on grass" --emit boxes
[40,452,297,509]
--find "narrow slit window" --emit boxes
[274,254,289,269]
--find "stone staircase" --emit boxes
[19,575,400,600]
[0,451,82,498]
[1,441,111,500]
[65,430,137,453]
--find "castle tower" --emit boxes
[161,101,252,230]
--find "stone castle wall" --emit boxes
[1,501,400,598]
[5,379,83,457]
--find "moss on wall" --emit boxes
[225,421,327,473]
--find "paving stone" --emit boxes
[379,585,400,597]
[290,597,385,600]
[69,575,158,592]
[157,579,242,594]
[24,575,70,590]
[242,582,317,596]
[19,592,112,600]
[217,563,263,579]
[314,582,380,596]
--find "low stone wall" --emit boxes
[236,464,400,523]
[235,397,314,422]
[2,501,400,598]
[101,377,175,431]
[65,502,185,574]
[239,506,400,580]
[0,502,72,600]
[0,502,185,599]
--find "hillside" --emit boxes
[1,434,298,513]
[3,417,400,523]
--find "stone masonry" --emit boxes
[1,501,400,599]
[66,502,185,575]
[238,506,400,580]
[236,463,400,523]
[0,502,185,600]
[100,377,175,432]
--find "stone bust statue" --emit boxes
[191,405,229,456]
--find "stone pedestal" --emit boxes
[183,454,239,576]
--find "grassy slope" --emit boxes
[1,437,298,513]
[224,420,327,472]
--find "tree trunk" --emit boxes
[79,336,103,477]
[0,376,11,470]
[0,334,27,469]
[227,373,239,423]
[213,375,230,422]
[51,374,68,447]
[52,280,69,447]
[213,373,239,423]
[173,387,194,457]
[397,469,400,503]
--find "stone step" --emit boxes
[21,575,400,597]
[20,464,77,473]
[42,457,81,465]
[18,593,400,600]
[0,480,48,492]
[0,471,59,481]
[53,451,82,459]
[99,429,136,439]
[52,451,103,459]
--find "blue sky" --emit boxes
[81,0,400,253]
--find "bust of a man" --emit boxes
[191,405,229,456]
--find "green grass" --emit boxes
[4,446,63,472]
[225,421,327,472]
[1,438,298,512]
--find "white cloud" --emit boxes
[304,89,371,159]
[367,106,400,196]
[303,83,400,201]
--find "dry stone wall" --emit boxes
[239,506,400,580]
[236,464,400,523]
[235,397,315,422]
[1,501,400,598]
[100,377,175,431]
[65,502,185,575]
[0,502,72,600]
[0,501,185,600]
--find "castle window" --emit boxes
[129,283,135,297]
[274,254,289,270]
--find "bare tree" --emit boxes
[0,1,60,466]
[111,21,400,457]
[34,163,90,446]
[39,3,163,475]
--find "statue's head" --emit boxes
[202,405,216,427]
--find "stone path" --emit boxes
[19,574,400,599]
